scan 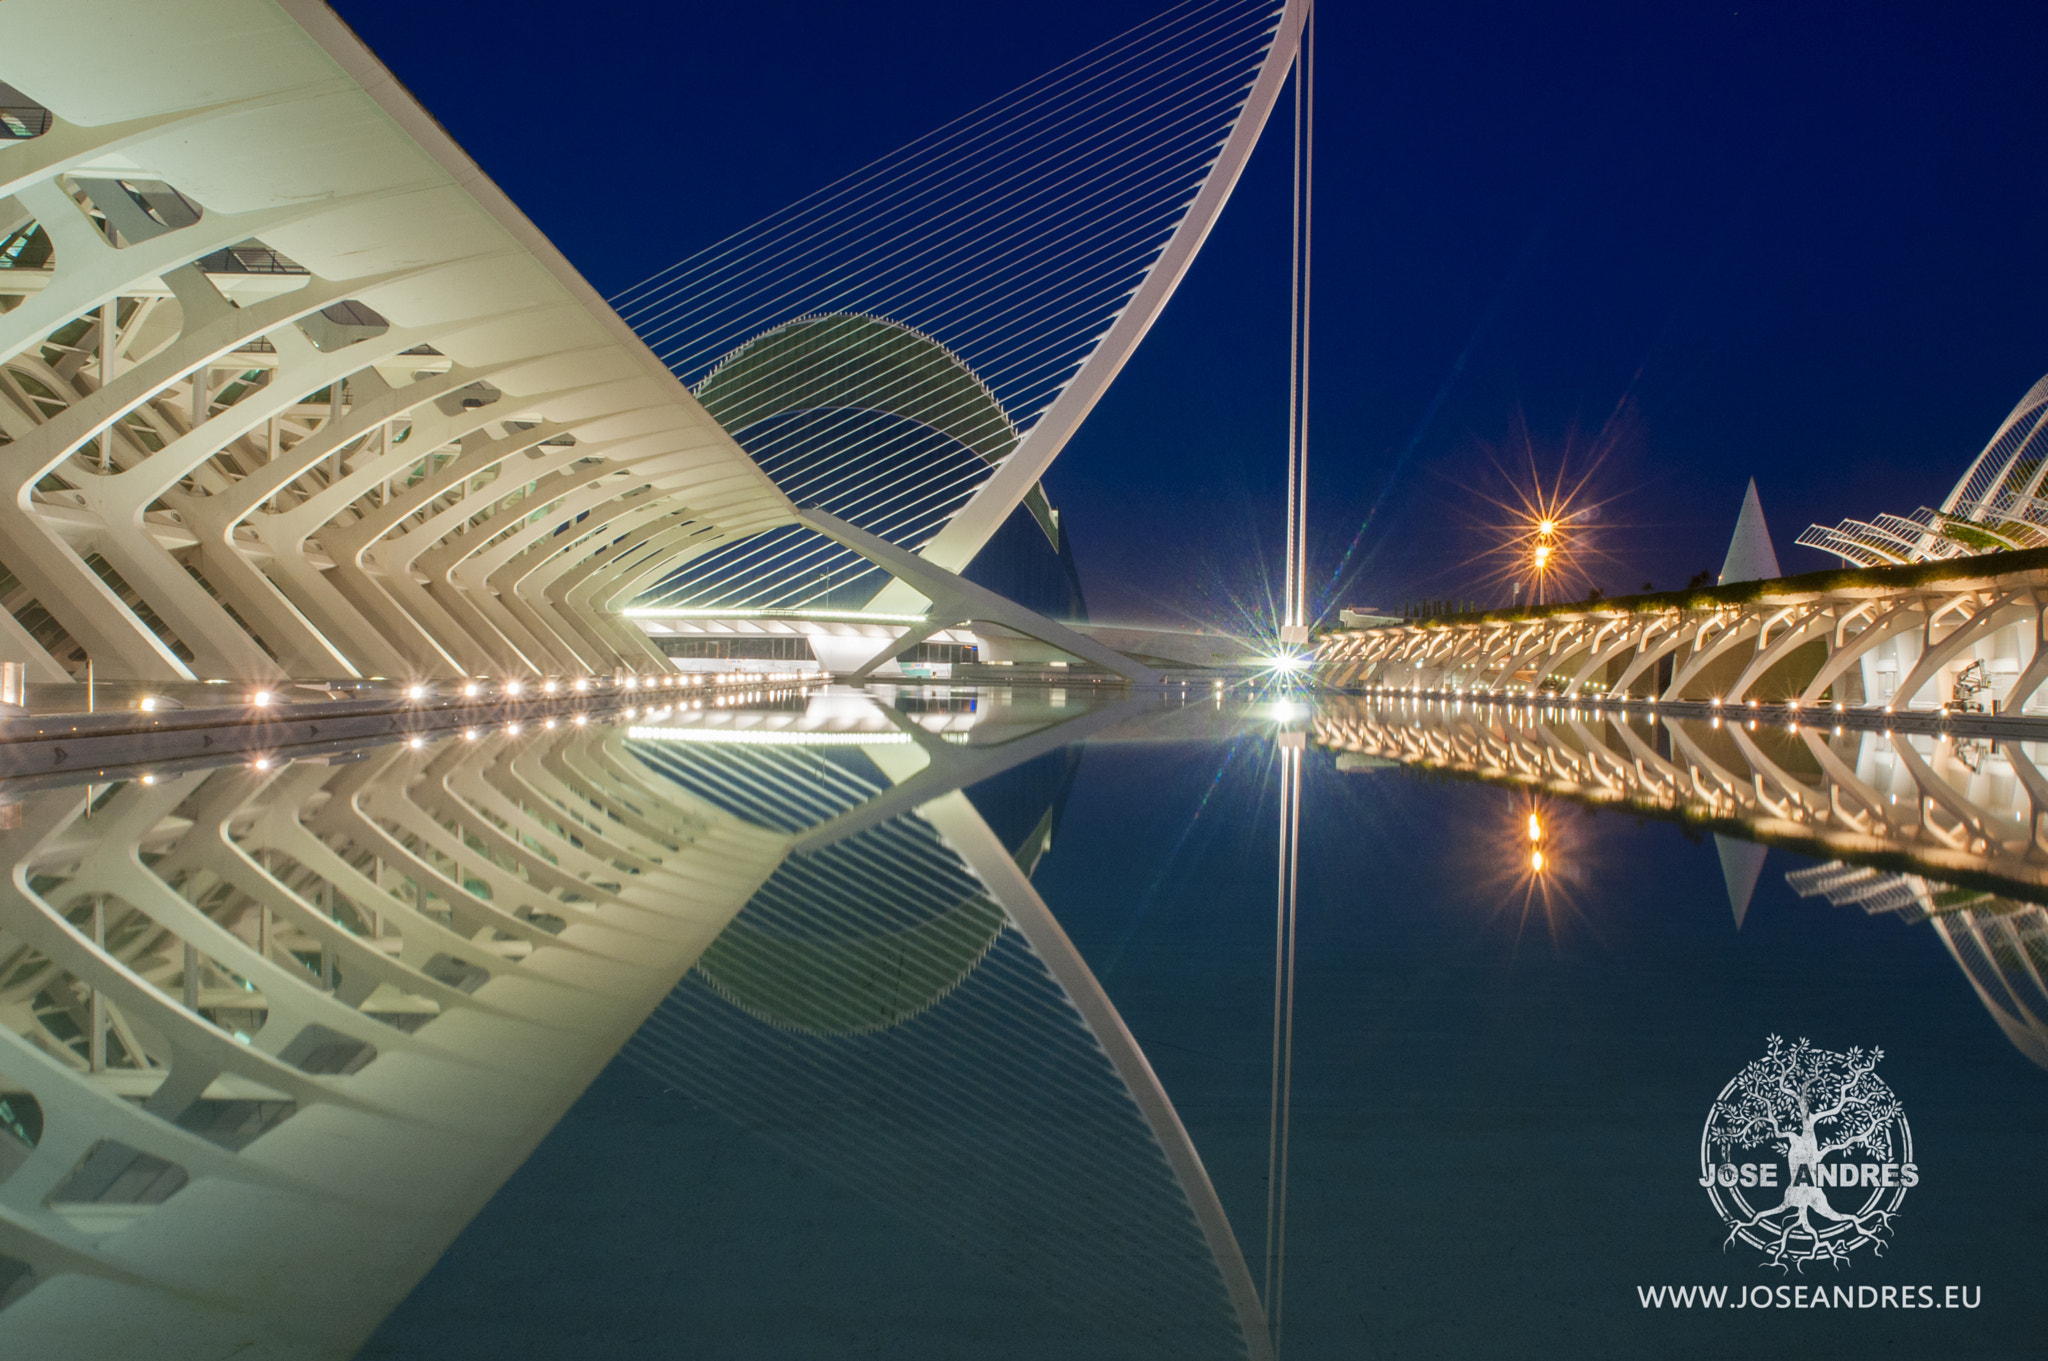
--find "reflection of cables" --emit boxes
[1097,739,1245,981]
[1263,738,1302,1350]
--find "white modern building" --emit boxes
[1800,372,2048,567]
[0,3,1314,1355]
[0,0,1295,695]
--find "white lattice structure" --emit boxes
[0,0,796,688]
[1317,557,2048,716]
[0,720,786,1352]
[1800,373,2048,567]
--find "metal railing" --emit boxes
[194,244,309,276]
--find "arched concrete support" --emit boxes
[1999,744,2048,853]
[1727,725,1827,816]
[1887,732,2014,845]
[1608,620,1689,696]
[1562,619,1653,696]
[1664,615,1763,700]
[1798,601,1927,706]
[1723,605,1831,703]
[1892,590,2031,710]
[1794,728,1897,832]
[2002,604,2048,714]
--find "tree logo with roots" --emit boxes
[1699,1036,1917,1271]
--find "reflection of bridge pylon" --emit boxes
[1265,727,1304,1347]
[622,692,1273,1360]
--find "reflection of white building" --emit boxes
[0,724,786,1354]
[1316,696,2048,1073]
[1788,862,2048,1073]
[0,690,1270,1356]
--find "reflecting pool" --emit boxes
[0,685,2042,1358]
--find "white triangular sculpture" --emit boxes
[1715,834,1768,929]
[1719,478,1782,585]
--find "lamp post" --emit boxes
[1532,517,1560,605]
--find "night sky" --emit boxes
[330,1,2048,629]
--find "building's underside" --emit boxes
[0,1,806,687]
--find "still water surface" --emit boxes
[0,686,2041,1358]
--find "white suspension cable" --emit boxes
[615,0,1290,612]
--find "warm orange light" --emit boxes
[1538,519,1557,536]
[1531,849,1546,872]
[1527,813,1543,842]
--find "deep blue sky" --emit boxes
[331,0,2048,627]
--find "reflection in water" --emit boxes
[1786,862,2048,1071]
[0,714,784,1356]
[0,687,1268,1359]
[1493,791,1595,940]
[1315,693,2048,1071]
[1264,729,1302,1347]
[623,698,1269,1361]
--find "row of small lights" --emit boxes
[402,679,822,743]
[1344,689,1987,838]
[130,675,825,782]
[1354,683,1977,743]
[205,669,832,709]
